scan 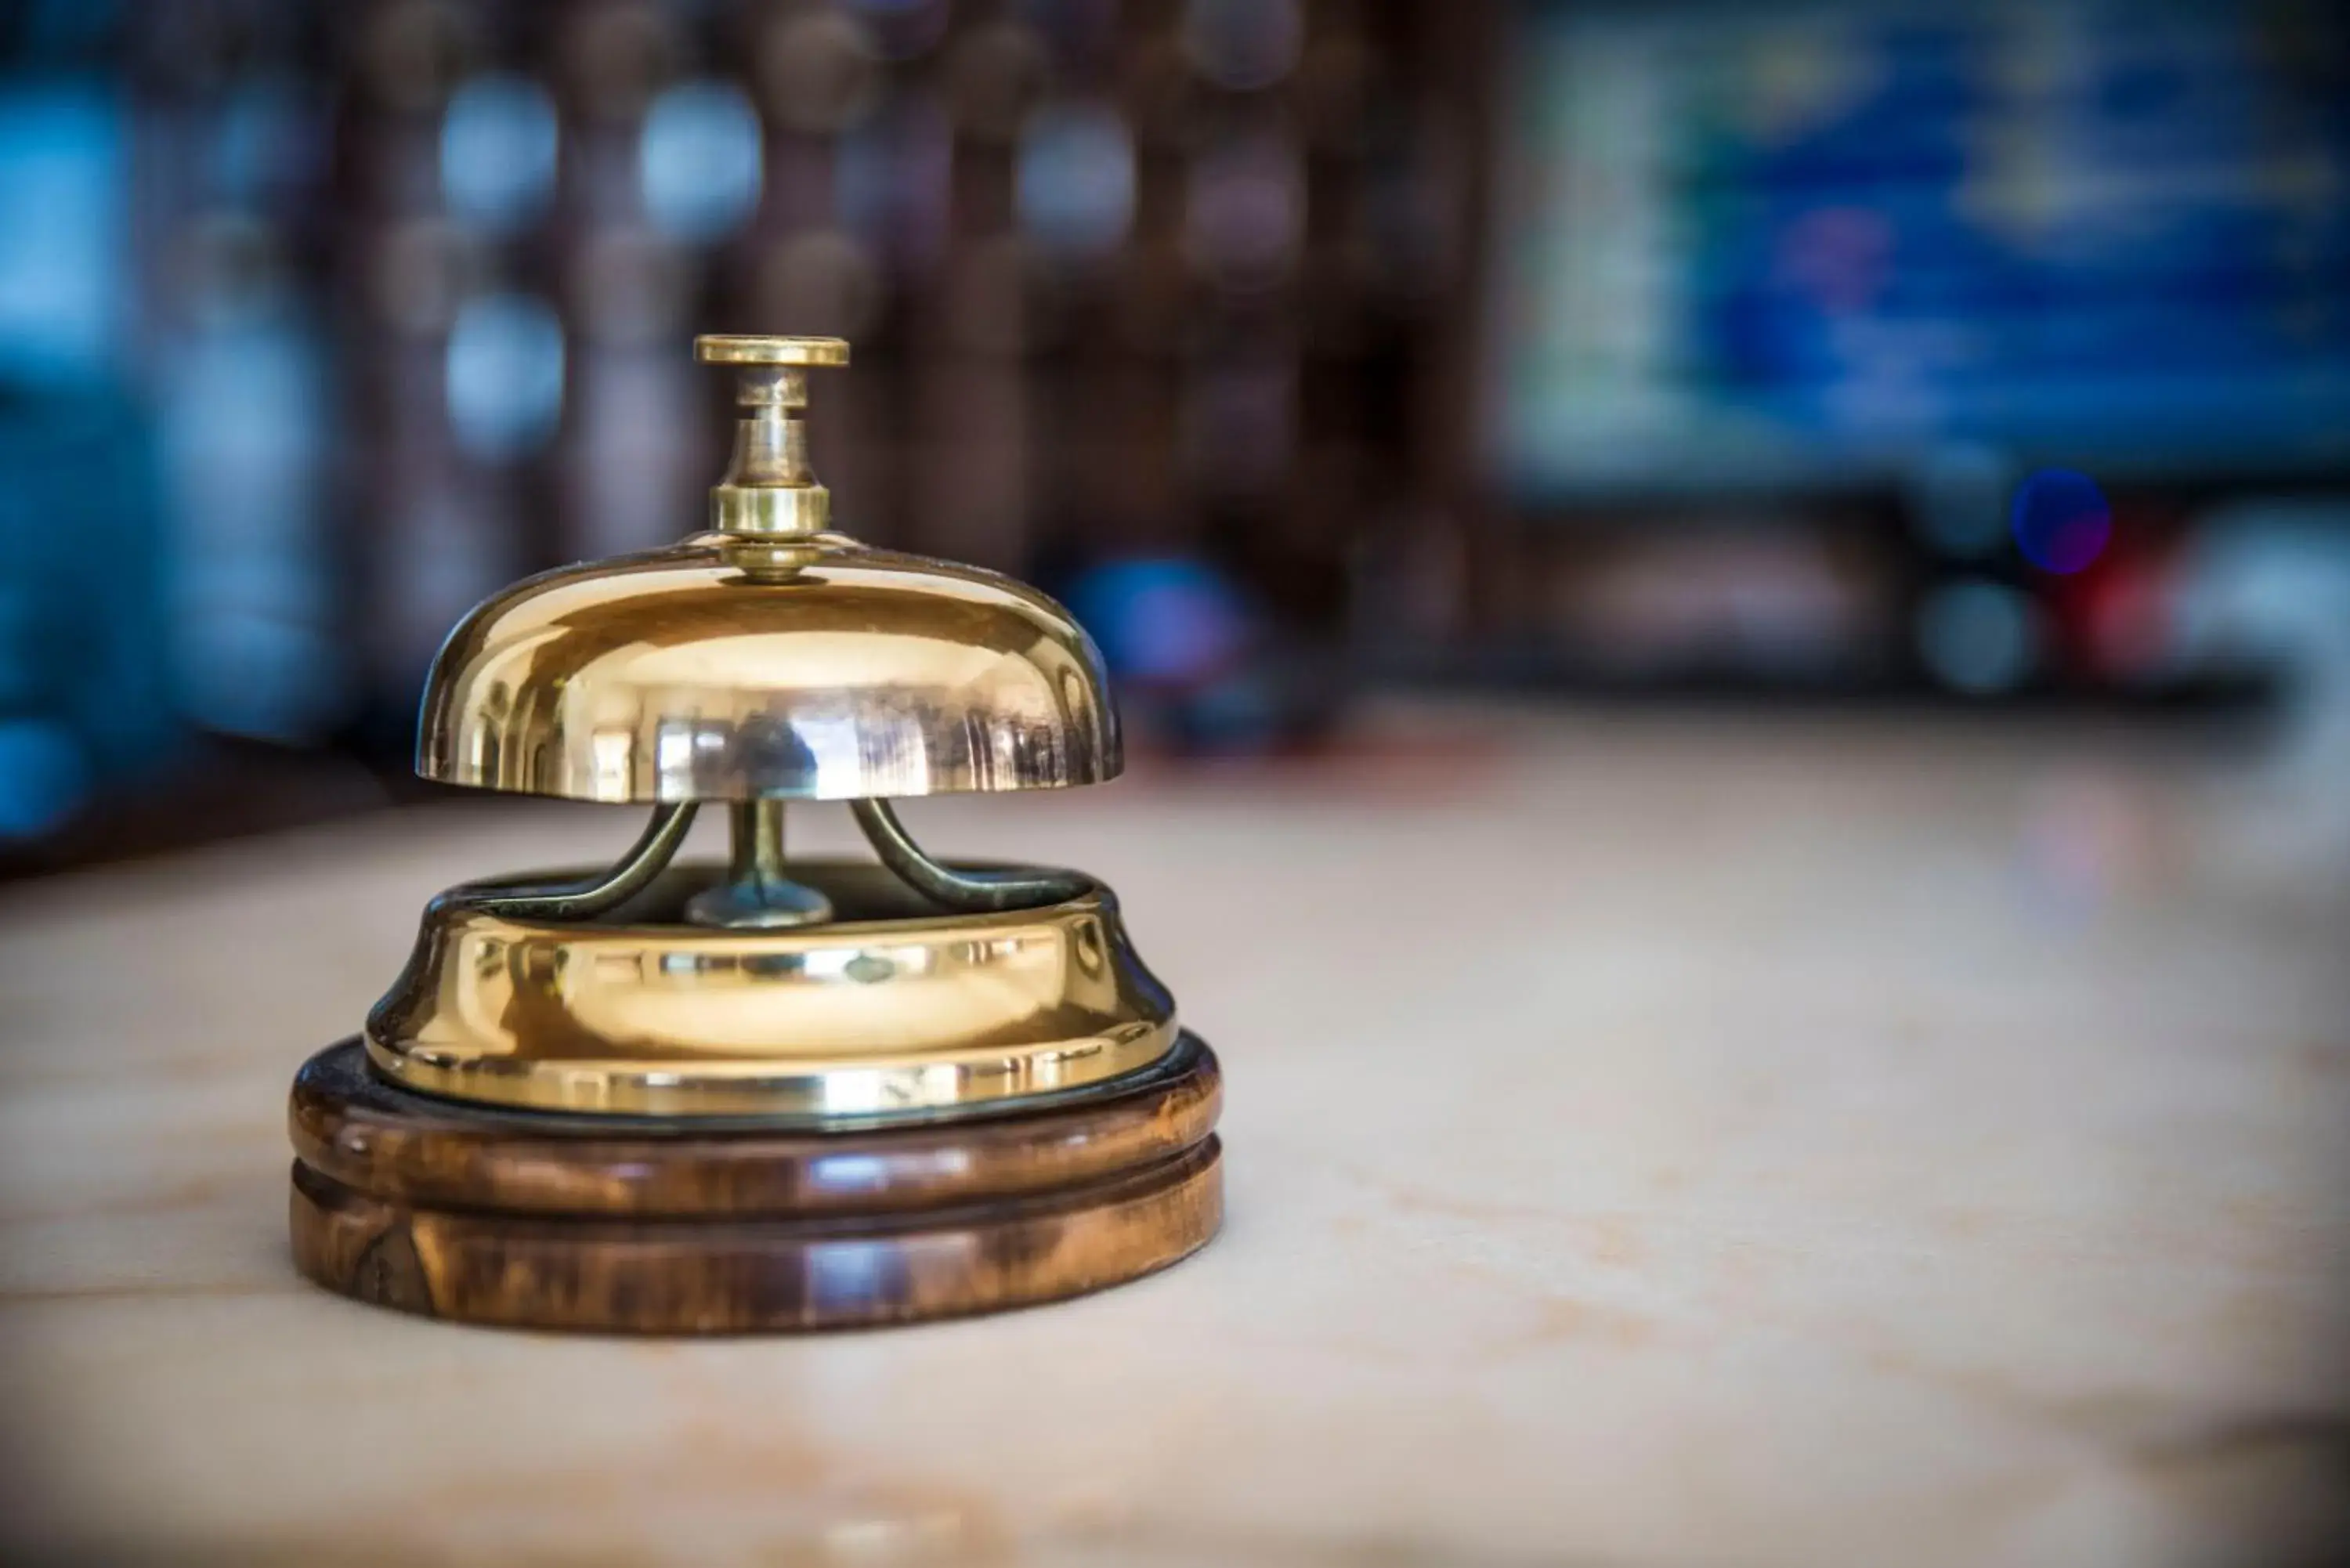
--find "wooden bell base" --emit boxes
[287,1035,1222,1334]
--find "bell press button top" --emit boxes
[692,334,851,367]
[698,334,848,538]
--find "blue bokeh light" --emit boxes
[1018,102,1136,262]
[1065,557,1249,685]
[641,81,763,244]
[1918,578,2039,695]
[2011,468,2112,575]
[442,75,559,236]
[446,293,565,461]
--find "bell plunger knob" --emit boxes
[696,334,851,538]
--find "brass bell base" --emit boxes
[286,1035,1222,1334]
[367,859,1177,1120]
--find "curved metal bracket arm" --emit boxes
[443,802,700,922]
[850,798,1091,913]
[423,796,1082,924]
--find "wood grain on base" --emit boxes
[286,1035,1223,1333]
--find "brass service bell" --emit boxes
[287,336,1224,1333]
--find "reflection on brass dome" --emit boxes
[417,533,1120,802]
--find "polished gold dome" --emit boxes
[413,335,1119,804]
[417,533,1119,802]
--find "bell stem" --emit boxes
[731,800,790,894]
[686,799,833,929]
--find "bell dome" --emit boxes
[416,534,1119,803]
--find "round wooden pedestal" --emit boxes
[287,1035,1222,1334]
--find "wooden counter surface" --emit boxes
[4,708,2345,1565]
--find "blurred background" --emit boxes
[2,0,2349,874]
[6,8,2350,1555]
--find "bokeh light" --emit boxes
[1917,578,2039,695]
[2011,468,2112,576]
[1017,102,1137,262]
[441,75,559,236]
[1066,557,1251,685]
[641,80,764,244]
[446,293,566,461]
